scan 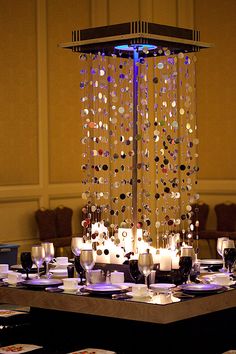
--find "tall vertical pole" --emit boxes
[132,48,139,253]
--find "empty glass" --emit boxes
[41,242,55,278]
[179,256,192,284]
[31,245,45,279]
[71,237,84,256]
[224,247,236,273]
[129,259,142,284]
[217,237,229,271]
[138,252,154,287]
[221,239,235,272]
[80,249,95,285]
[20,252,33,280]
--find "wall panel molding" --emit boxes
[197,180,236,195]
[36,0,49,207]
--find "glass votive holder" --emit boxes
[67,265,75,278]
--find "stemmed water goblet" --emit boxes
[71,237,85,283]
[224,248,236,274]
[222,239,236,273]
[41,242,55,278]
[31,245,45,279]
[138,252,154,287]
[217,237,229,272]
[221,239,235,273]
[71,237,84,257]
[179,247,193,284]
[179,256,192,284]
[80,249,95,286]
[129,259,143,284]
[20,252,33,280]
[74,255,86,284]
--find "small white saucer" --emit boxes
[49,268,68,278]
[58,285,83,292]
[149,283,176,292]
[126,291,152,299]
[52,262,72,269]
[2,278,25,285]
[211,280,235,287]
[0,271,14,278]
[150,294,181,304]
[112,282,134,288]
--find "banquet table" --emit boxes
[1,284,236,353]
[0,284,236,324]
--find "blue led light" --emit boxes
[114,44,157,52]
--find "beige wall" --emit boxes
[194,0,236,229]
[0,0,235,256]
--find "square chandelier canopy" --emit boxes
[59,21,212,57]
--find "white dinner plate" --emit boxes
[179,283,224,294]
[84,283,129,293]
[23,278,62,288]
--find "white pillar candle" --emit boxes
[159,248,172,271]
[171,252,180,270]
[110,245,125,264]
[95,246,110,264]
[110,271,124,284]
[150,270,156,284]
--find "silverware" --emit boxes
[112,293,132,300]
[173,291,195,298]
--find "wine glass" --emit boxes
[217,237,229,270]
[138,252,154,287]
[41,242,55,278]
[71,237,84,257]
[224,247,236,273]
[31,245,45,279]
[74,255,85,284]
[80,249,95,285]
[221,239,234,272]
[20,252,33,280]
[179,256,192,284]
[129,259,143,283]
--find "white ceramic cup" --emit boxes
[132,284,148,297]
[7,272,22,284]
[90,269,103,284]
[56,257,68,265]
[0,264,9,273]
[62,277,78,290]
[110,271,124,284]
[212,273,232,285]
[159,292,172,304]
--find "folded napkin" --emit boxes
[0,344,42,353]
[68,348,116,354]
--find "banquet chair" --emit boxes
[35,206,73,257]
[215,202,236,232]
[191,202,209,231]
